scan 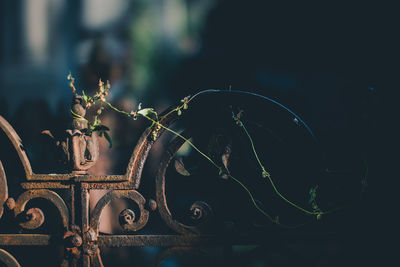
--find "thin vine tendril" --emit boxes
[240,121,320,215]
[104,99,313,228]
[99,98,318,227]
[67,74,365,227]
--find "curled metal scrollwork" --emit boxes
[0,249,21,267]
[0,116,33,180]
[189,201,212,222]
[156,131,214,235]
[90,190,149,233]
[13,189,69,230]
[119,208,136,227]
[0,161,7,219]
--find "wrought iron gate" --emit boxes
[0,90,340,266]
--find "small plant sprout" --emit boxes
[181,95,190,110]
[67,72,77,94]
[233,110,244,127]
[151,123,162,141]
[261,168,270,178]
[173,95,190,116]
[67,74,112,147]
[308,185,323,219]
[308,185,318,205]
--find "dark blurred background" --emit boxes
[0,0,395,266]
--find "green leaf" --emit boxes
[180,95,191,103]
[177,109,182,116]
[308,185,318,204]
[82,90,90,103]
[103,131,112,148]
[137,108,155,117]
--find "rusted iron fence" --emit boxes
[0,91,341,266]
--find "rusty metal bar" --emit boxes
[0,234,51,246]
[80,183,89,232]
[98,232,340,247]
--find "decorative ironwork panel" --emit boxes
[1,90,343,266]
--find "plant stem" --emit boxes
[241,121,320,215]
[241,123,267,174]
[100,92,346,225]
[101,99,289,224]
[228,174,274,221]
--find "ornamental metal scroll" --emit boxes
[0,89,334,266]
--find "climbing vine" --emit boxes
[67,73,367,228]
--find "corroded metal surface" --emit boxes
[90,190,149,233]
[0,116,33,179]
[0,90,335,266]
[13,189,69,230]
[0,234,51,246]
[0,106,186,266]
[0,249,21,267]
[155,130,212,235]
[0,161,7,218]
